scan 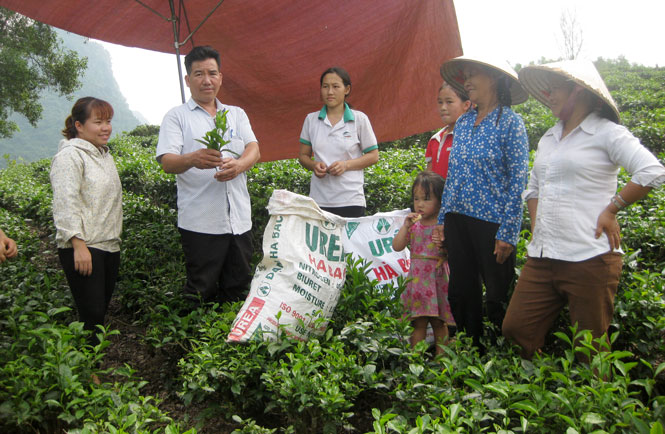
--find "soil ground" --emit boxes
[101,298,236,433]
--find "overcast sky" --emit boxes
[99,0,665,125]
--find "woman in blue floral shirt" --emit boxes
[436,56,529,353]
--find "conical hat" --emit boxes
[440,55,528,105]
[518,60,620,123]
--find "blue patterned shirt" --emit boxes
[437,106,529,246]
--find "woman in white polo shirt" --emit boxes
[502,60,665,359]
[298,66,379,217]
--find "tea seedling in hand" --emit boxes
[196,109,240,157]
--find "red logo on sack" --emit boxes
[228,297,265,341]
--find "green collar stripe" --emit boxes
[318,103,355,122]
[343,103,354,122]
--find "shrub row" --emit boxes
[1,130,664,432]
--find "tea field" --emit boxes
[1,58,665,433]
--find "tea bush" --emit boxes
[1,58,665,432]
[2,135,664,432]
[0,158,194,433]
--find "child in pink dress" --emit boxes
[393,171,454,354]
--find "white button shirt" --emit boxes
[524,112,665,261]
[156,99,257,235]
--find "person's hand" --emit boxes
[494,240,514,264]
[214,157,244,182]
[73,242,92,276]
[313,162,328,178]
[0,235,18,263]
[327,160,348,176]
[432,225,445,248]
[403,212,421,230]
[190,148,223,170]
[595,208,621,250]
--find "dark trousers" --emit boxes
[320,206,365,218]
[444,213,516,350]
[58,247,120,337]
[503,253,622,359]
[179,228,253,304]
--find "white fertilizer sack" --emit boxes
[228,190,347,342]
[341,209,411,289]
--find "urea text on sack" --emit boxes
[228,297,264,340]
[305,222,343,261]
[368,236,397,257]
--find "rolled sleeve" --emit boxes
[607,125,665,188]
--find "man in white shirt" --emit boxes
[156,45,260,305]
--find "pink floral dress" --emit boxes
[401,221,454,324]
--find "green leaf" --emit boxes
[408,364,424,377]
[581,412,605,425]
[655,362,665,377]
[510,400,538,414]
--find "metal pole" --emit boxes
[169,0,186,103]
[174,43,185,103]
[134,0,224,103]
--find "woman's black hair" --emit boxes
[495,76,513,125]
[580,88,616,122]
[320,66,352,102]
[496,76,512,107]
[440,81,469,102]
[412,171,446,204]
[320,66,351,87]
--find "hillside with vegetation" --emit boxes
[0,30,143,167]
[0,60,664,433]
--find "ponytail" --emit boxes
[495,77,512,125]
[62,115,78,139]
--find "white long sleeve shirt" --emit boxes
[524,113,665,261]
[50,138,122,252]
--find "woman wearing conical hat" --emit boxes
[435,56,530,353]
[502,60,665,359]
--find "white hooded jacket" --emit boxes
[50,138,122,251]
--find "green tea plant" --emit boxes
[0,157,54,227]
[2,69,665,431]
[0,316,176,433]
[195,109,239,157]
[261,337,363,433]
[177,303,290,416]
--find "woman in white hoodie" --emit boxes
[50,97,122,342]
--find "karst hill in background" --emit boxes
[0,30,145,167]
